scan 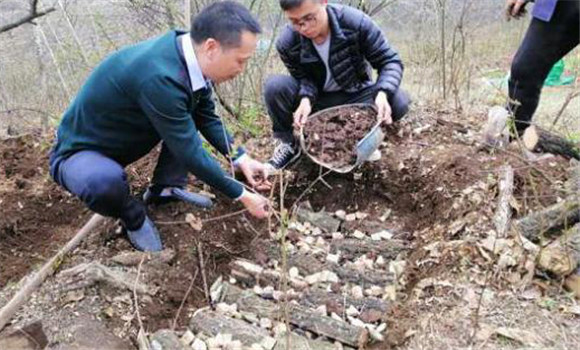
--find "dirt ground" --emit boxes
[1,105,579,349]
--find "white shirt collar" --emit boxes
[180,34,206,92]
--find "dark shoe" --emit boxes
[143,186,213,208]
[126,216,162,252]
[267,141,301,170]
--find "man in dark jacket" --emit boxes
[506,0,579,134]
[264,0,410,169]
[49,2,270,252]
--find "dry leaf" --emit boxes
[185,213,203,231]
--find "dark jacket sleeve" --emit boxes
[138,77,244,199]
[276,27,319,103]
[194,86,246,161]
[358,14,403,97]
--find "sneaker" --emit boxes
[143,186,213,208]
[267,141,301,170]
[126,216,163,252]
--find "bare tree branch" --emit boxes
[0,0,56,34]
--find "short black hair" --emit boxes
[279,0,320,11]
[190,1,261,48]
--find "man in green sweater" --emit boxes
[49,1,270,252]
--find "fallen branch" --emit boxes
[512,200,580,241]
[494,165,514,238]
[197,242,210,304]
[523,125,580,160]
[0,214,105,332]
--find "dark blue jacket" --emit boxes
[276,4,403,103]
[52,31,245,199]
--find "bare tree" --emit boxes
[0,0,56,34]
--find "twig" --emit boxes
[133,255,146,332]
[494,165,514,238]
[0,0,55,33]
[0,214,105,332]
[291,168,333,210]
[171,267,199,331]
[197,241,210,304]
[551,90,580,130]
[156,209,249,226]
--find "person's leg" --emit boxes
[52,150,146,230]
[509,1,580,133]
[264,75,301,144]
[151,143,188,189]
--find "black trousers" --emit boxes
[509,0,580,133]
[264,75,411,143]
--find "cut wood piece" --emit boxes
[110,249,176,266]
[189,309,275,349]
[221,283,369,348]
[265,244,394,286]
[523,125,580,160]
[329,238,409,260]
[230,259,308,290]
[0,214,105,332]
[296,201,341,233]
[494,165,514,238]
[273,331,352,350]
[538,223,580,276]
[513,200,580,241]
[300,287,389,322]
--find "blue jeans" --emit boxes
[49,143,187,230]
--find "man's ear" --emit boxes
[203,38,220,60]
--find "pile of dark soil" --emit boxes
[303,105,377,168]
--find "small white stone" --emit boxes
[330,312,343,321]
[250,344,264,350]
[346,305,359,317]
[348,316,366,328]
[273,323,288,337]
[365,286,383,297]
[315,304,327,315]
[253,285,263,295]
[332,232,344,240]
[260,336,277,350]
[370,233,382,241]
[216,303,237,315]
[261,286,275,299]
[311,227,322,236]
[304,236,315,244]
[315,237,326,247]
[375,256,386,267]
[180,330,195,346]
[192,338,208,350]
[326,253,340,264]
[215,333,232,346]
[376,323,387,332]
[353,230,365,239]
[345,213,357,222]
[229,277,237,284]
[375,230,393,240]
[355,212,368,220]
[319,270,339,283]
[289,267,300,279]
[272,290,284,301]
[260,318,273,329]
[351,286,364,299]
[305,272,321,285]
[335,210,346,220]
[241,312,259,324]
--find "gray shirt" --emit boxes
[312,37,341,92]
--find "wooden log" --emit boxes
[220,283,369,348]
[494,165,514,238]
[300,287,389,323]
[329,238,409,261]
[0,214,105,332]
[265,243,395,286]
[512,200,580,241]
[295,202,341,233]
[189,309,276,349]
[538,223,580,276]
[523,125,580,160]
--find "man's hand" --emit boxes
[506,0,530,20]
[236,156,272,191]
[375,91,393,125]
[293,97,312,128]
[239,190,270,219]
